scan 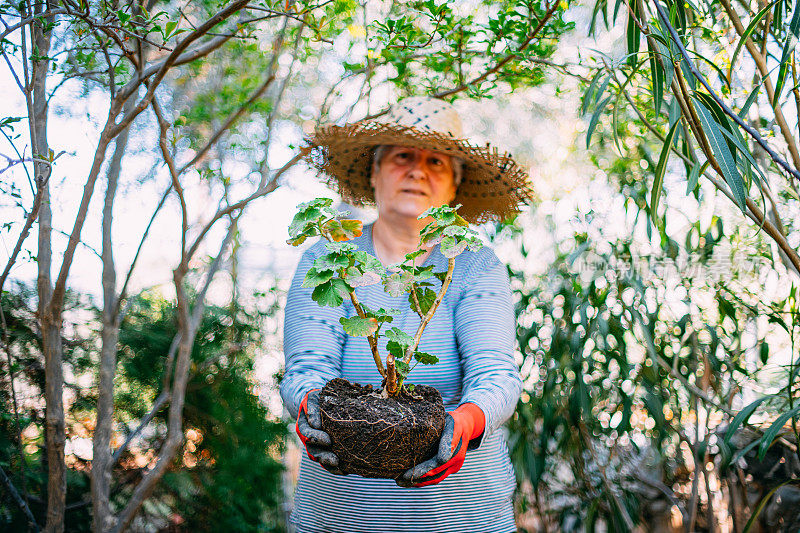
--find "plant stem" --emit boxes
[347,290,386,377]
[385,353,398,397]
[404,257,456,365]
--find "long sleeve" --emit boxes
[454,250,522,437]
[280,244,346,418]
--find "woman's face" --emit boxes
[370,145,457,222]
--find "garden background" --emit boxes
[1,0,800,531]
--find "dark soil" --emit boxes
[319,377,446,479]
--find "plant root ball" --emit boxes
[319,378,446,479]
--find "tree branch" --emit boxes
[184,150,304,263]
[653,0,800,183]
[0,464,39,531]
[404,257,455,365]
[433,0,561,99]
[178,71,276,175]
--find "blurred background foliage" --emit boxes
[1,282,285,531]
[3,0,800,531]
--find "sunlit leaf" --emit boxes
[302,266,334,288]
[692,98,746,210]
[757,405,800,460]
[650,120,679,224]
[339,315,379,336]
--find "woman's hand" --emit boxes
[396,403,485,487]
[296,389,344,475]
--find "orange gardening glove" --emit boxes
[396,402,485,487]
[296,389,343,475]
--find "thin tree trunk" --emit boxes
[29,3,62,531]
[91,91,136,533]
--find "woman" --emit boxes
[281,96,532,532]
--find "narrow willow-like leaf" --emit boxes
[626,0,641,67]
[650,121,680,224]
[757,404,800,460]
[773,0,800,106]
[724,397,768,445]
[692,99,747,209]
[741,82,762,116]
[582,70,605,115]
[719,126,765,184]
[648,40,664,116]
[743,480,800,533]
[686,161,708,195]
[729,0,781,80]
[586,95,611,149]
[688,49,731,90]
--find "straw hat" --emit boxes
[304,96,532,223]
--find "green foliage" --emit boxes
[506,213,793,529]
[286,198,481,391]
[117,292,285,532]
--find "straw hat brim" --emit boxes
[304,121,533,223]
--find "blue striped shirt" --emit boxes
[281,222,522,533]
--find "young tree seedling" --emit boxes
[287,198,482,397]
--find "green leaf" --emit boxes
[286,234,308,246]
[757,405,800,460]
[323,218,363,242]
[404,249,427,261]
[724,397,768,445]
[394,359,410,379]
[363,306,399,322]
[346,270,382,287]
[409,287,436,315]
[759,342,769,364]
[302,267,334,288]
[353,251,385,274]
[413,350,438,365]
[582,71,606,115]
[626,0,641,68]
[729,0,780,80]
[385,327,413,347]
[384,271,413,297]
[773,0,800,107]
[648,40,664,116]
[586,95,611,149]
[339,316,379,336]
[650,120,680,224]
[719,126,765,183]
[164,20,178,38]
[314,253,349,271]
[386,340,406,360]
[441,236,468,258]
[743,480,800,533]
[741,83,762,117]
[311,278,349,307]
[692,99,746,210]
[412,265,434,283]
[686,161,707,195]
[324,242,357,254]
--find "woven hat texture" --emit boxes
[304,96,532,223]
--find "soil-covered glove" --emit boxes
[296,389,344,475]
[396,402,485,487]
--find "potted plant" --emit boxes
[286,197,482,478]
